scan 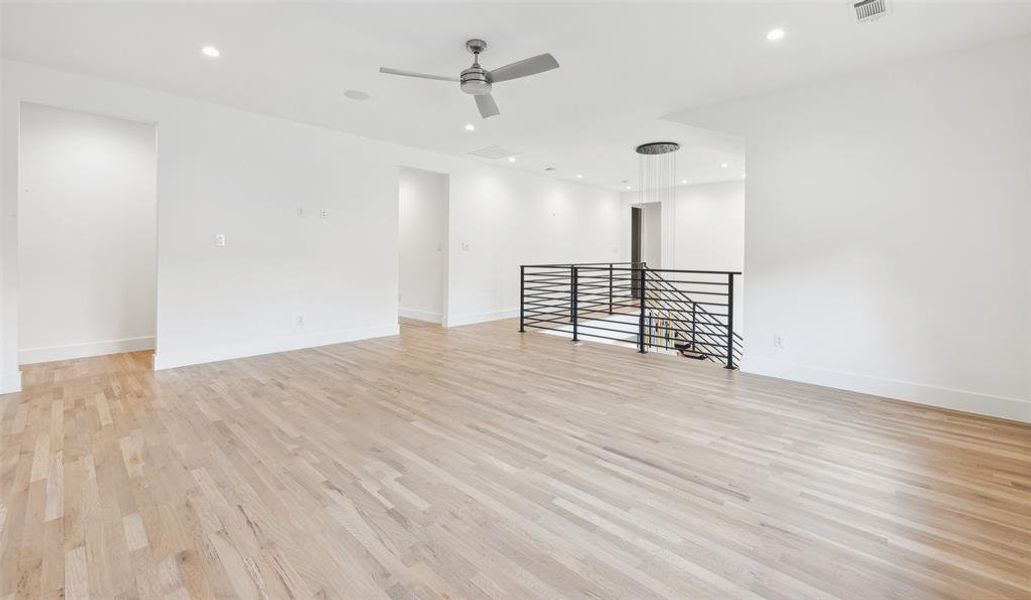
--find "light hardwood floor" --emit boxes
[1,319,1029,599]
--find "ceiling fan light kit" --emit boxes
[379,38,560,119]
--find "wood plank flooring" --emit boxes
[1,318,1029,599]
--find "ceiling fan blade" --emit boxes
[489,53,559,83]
[475,94,500,119]
[379,67,458,82]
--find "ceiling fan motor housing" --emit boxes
[460,66,492,95]
[461,41,492,95]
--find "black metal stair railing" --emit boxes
[519,262,743,369]
[643,269,744,365]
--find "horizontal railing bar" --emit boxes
[645,316,727,329]
[545,265,741,276]
[649,289,730,297]
[522,305,570,313]
[573,273,637,280]
[523,324,636,345]
[573,331,642,344]
[523,303,571,312]
[523,305,571,313]
[646,307,727,321]
[523,278,574,284]
[523,270,575,276]
[565,282,636,288]
[646,298,729,310]
[525,315,573,326]
[524,300,572,308]
[523,314,570,323]
[522,279,578,285]
[523,291,573,300]
[523,313,571,321]
[644,345,729,359]
[523,298,571,305]
[523,323,576,334]
[575,323,650,336]
[522,324,738,358]
[523,262,637,269]
[644,279,730,287]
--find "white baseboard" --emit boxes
[0,371,22,395]
[399,307,443,324]
[20,335,155,365]
[153,323,400,371]
[742,356,1031,423]
[444,308,518,328]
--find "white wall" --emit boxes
[0,60,621,382]
[672,181,744,272]
[18,103,156,363]
[444,167,620,326]
[671,36,1031,422]
[398,167,447,323]
[620,181,745,272]
[0,15,10,392]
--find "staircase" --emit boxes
[520,262,743,369]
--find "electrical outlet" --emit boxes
[773,334,783,349]
[320,210,328,219]
[214,234,226,247]
[461,242,471,251]
[297,207,305,218]
[296,315,304,326]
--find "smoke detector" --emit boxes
[850,0,890,23]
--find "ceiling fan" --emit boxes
[379,39,559,119]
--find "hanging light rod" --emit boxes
[635,141,680,155]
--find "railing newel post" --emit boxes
[638,266,647,353]
[725,273,735,369]
[571,266,579,343]
[608,263,614,315]
[519,265,526,333]
[691,301,696,349]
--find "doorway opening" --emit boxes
[630,202,662,268]
[17,103,158,365]
[397,167,449,325]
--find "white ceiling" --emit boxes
[4,2,1030,191]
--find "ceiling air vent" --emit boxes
[851,0,889,23]
[467,145,519,160]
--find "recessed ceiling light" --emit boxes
[344,90,370,101]
[576,174,583,179]
[508,156,516,163]
[464,124,475,132]
[680,179,688,184]
[766,28,786,42]
[201,45,221,58]
[625,185,632,190]
[721,163,729,169]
